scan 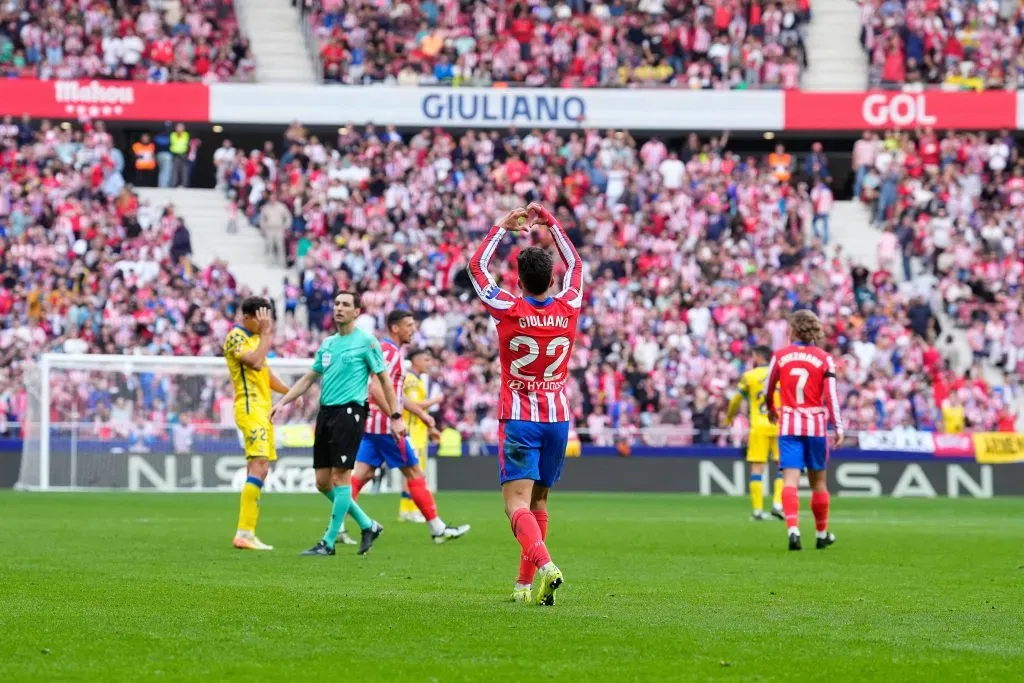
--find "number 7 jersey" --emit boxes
[766,343,844,438]
[468,215,584,423]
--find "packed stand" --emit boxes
[210,121,1017,448]
[300,0,811,89]
[0,116,279,442]
[861,0,1023,90]
[0,0,255,82]
[851,127,1024,434]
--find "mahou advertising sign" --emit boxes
[0,79,210,122]
[784,91,1017,131]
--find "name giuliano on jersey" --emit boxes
[468,218,584,423]
[766,343,844,438]
[366,338,404,435]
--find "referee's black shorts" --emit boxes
[313,402,368,470]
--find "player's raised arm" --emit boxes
[765,354,780,425]
[468,208,527,316]
[528,202,583,308]
[824,353,845,447]
[237,308,273,370]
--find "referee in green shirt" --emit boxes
[271,291,407,556]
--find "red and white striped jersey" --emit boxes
[366,338,404,434]
[468,208,584,423]
[766,343,844,438]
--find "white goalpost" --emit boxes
[17,353,437,493]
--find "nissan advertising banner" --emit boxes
[437,457,1022,498]
[10,446,1023,498]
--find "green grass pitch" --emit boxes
[1,491,1022,682]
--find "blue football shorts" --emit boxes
[497,420,570,487]
[778,435,829,472]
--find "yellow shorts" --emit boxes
[236,410,277,461]
[746,432,778,464]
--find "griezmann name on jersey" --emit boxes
[468,215,584,424]
[766,344,844,438]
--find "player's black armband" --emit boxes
[824,371,837,379]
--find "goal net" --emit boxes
[18,353,434,492]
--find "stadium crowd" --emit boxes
[861,0,1024,90]
[301,0,811,89]
[0,0,254,82]
[2,114,1021,446]
[853,127,1024,407]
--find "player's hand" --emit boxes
[833,431,845,450]
[391,416,408,441]
[424,415,436,430]
[526,202,552,226]
[499,208,529,232]
[256,307,273,335]
[268,403,282,422]
[428,427,441,442]
[767,412,778,426]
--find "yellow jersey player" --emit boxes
[398,349,443,522]
[224,297,292,550]
[725,345,784,521]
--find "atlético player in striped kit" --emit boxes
[353,309,471,544]
[469,202,583,606]
[766,310,845,552]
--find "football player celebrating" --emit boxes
[468,203,583,606]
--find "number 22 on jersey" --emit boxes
[509,335,571,383]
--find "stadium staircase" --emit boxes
[235,0,318,83]
[801,0,867,90]
[831,200,976,375]
[138,188,290,304]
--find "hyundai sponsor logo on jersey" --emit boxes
[421,92,587,125]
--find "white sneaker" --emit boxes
[336,529,358,545]
[399,511,427,523]
[432,523,471,544]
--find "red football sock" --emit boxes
[517,510,549,585]
[351,476,365,500]
[534,510,549,539]
[406,477,439,522]
[782,485,799,528]
[510,507,551,569]
[811,490,830,532]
